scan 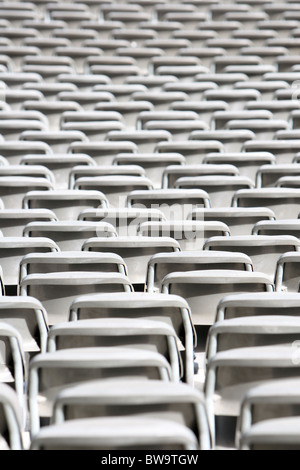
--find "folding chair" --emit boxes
[82,236,180,287]
[22,190,109,221]
[0,383,24,450]
[138,220,230,251]
[0,209,57,237]
[73,175,154,208]
[28,347,172,437]
[30,416,198,450]
[232,188,300,220]
[114,153,186,190]
[69,292,196,386]
[175,176,254,208]
[78,207,167,236]
[68,141,138,167]
[146,251,254,294]
[187,207,276,237]
[162,164,239,190]
[204,235,300,281]
[47,317,183,383]
[20,154,96,190]
[23,220,117,251]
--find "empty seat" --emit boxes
[161,270,274,328]
[274,252,300,293]
[22,190,108,221]
[226,119,289,141]
[215,292,300,323]
[146,251,254,294]
[69,292,196,386]
[238,378,300,450]
[51,379,211,450]
[82,236,180,287]
[204,235,300,281]
[0,209,57,237]
[127,189,211,220]
[175,176,254,208]
[22,100,82,132]
[23,221,117,251]
[155,140,225,166]
[114,153,186,190]
[212,110,273,131]
[28,347,171,437]
[68,141,138,167]
[242,140,300,165]
[0,383,24,450]
[232,188,300,220]
[48,317,183,383]
[20,272,133,326]
[73,175,154,208]
[205,345,300,449]
[256,164,300,188]
[138,220,230,251]
[189,129,256,153]
[20,154,96,190]
[30,415,198,450]
[95,101,154,130]
[162,164,239,190]
[20,131,89,154]
[0,237,59,292]
[188,207,276,237]
[78,207,167,236]
[0,141,52,166]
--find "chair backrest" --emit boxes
[69,292,196,386]
[30,416,199,450]
[52,379,211,450]
[161,270,274,328]
[47,317,183,383]
[23,221,117,251]
[28,347,172,436]
[203,235,300,280]
[215,292,300,323]
[146,250,254,294]
[0,383,24,450]
[82,236,181,287]
[22,190,109,221]
[188,207,276,237]
[20,272,133,326]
